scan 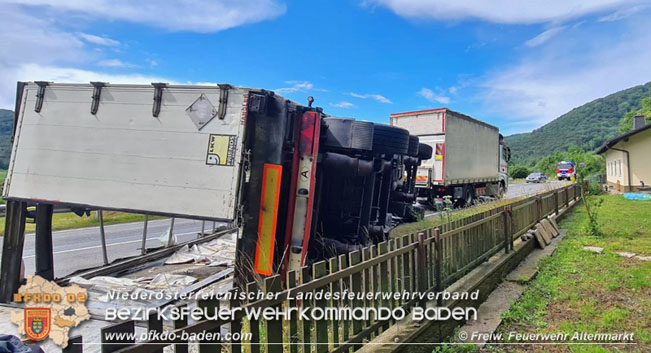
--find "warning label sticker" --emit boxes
[206,134,237,166]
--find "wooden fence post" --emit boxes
[434,228,442,307]
[264,275,283,353]
[417,232,427,308]
[247,282,261,353]
[536,196,542,221]
[230,288,243,353]
[503,209,509,254]
[554,190,559,215]
[509,206,514,251]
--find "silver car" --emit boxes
[526,172,547,183]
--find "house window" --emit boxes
[618,160,622,177]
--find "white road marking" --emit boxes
[22,230,201,259]
[24,218,200,237]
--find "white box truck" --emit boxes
[390,108,510,206]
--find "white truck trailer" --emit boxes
[390,108,510,206]
[1,81,426,291]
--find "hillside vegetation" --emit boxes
[506,81,651,165]
[0,109,13,169]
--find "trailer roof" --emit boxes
[390,107,498,131]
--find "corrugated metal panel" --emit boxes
[4,83,248,220]
[389,109,499,186]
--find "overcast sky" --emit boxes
[1,0,650,135]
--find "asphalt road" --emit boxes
[505,180,566,199]
[0,218,220,278]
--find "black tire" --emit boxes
[372,123,410,155]
[418,143,433,160]
[322,118,374,152]
[456,185,475,207]
[497,182,505,199]
[407,135,419,157]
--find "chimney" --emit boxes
[634,114,646,130]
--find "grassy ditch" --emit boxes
[0,211,164,236]
[484,194,651,352]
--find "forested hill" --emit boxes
[0,109,13,169]
[505,81,651,166]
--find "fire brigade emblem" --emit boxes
[24,308,51,341]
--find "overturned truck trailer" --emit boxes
[3,82,431,284]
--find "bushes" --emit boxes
[509,165,531,179]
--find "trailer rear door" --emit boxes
[4,82,248,221]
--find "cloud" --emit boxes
[0,64,177,108]
[365,0,636,24]
[5,0,286,32]
[598,4,649,21]
[275,81,317,93]
[78,33,120,46]
[525,26,567,47]
[0,0,285,109]
[97,59,135,68]
[476,19,651,133]
[418,88,450,104]
[349,92,392,104]
[330,101,356,108]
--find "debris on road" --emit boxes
[165,233,237,267]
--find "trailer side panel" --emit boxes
[4,83,247,220]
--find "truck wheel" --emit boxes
[456,186,475,207]
[372,123,409,155]
[407,135,420,157]
[497,182,505,199]
[418,143,433,160]
[322,118,374,152]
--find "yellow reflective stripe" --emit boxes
[254,163,283,276]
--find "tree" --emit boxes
[619,97,651,133]
[533,144,605,179]
[508,165,531,179]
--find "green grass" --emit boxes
[0,169,6,204]
[0,211,165,236]
[487,194,651,352]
